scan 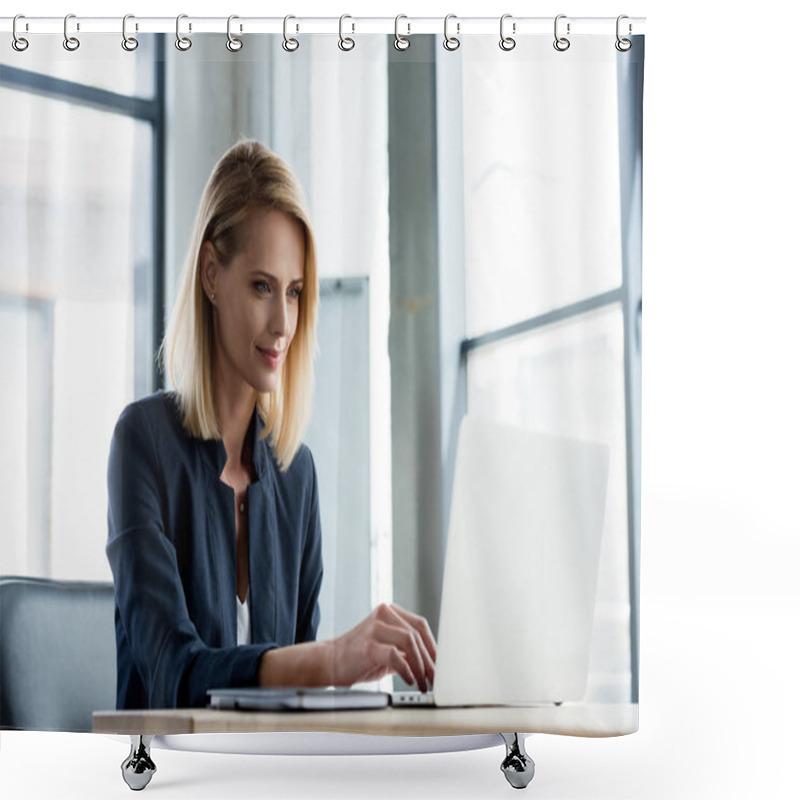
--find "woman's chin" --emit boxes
[250,374,280,395]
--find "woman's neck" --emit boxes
[213,380,257,471]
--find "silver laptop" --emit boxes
[209,415,608,712]
[394,415,609,708]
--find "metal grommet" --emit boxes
[122,14,139,51]
[282,15,299,51]
[443,13,460,51]
[338,14,355,51]
[553,14,570,52]
[394,14,410,51]
[175,13,192,51]
[226,15,243,52]
[499,13,516,51]
[63,13,80,52]
[616,15,632,52]
[12,15,29,52]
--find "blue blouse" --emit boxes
[106,391,323,709]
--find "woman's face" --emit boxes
[202,207,305,397]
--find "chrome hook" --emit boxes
[394,14,410,51]
[443,13,460,51]
[122,14,138,52]
[616,15,632,52]
[282,15,299,52]
[338,14,355,51]
[553,14,570,52]
[12,14,29,52]
[499,14,516,51]
[63,13,80,51]
[226,15,243,52]
[175,13,192,51]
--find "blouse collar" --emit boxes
[202,402,271,481]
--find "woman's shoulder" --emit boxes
[269,440,317,491]
[269,442,318,524]
[113,390,184,442]
[289,442,315,473]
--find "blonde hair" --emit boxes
[161,140,319,472]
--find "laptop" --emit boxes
[209,415,609,712]
[394,415,609,708]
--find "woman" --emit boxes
[106,140,435,709]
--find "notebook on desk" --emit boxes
[209,415,609,713]
[208,687,389,711]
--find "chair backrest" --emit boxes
[0,575,116,732]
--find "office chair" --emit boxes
[0,575,116,732]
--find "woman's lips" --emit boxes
[257,347,282,369]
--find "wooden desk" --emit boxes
[93,702,637,737]
[93,704,637,791]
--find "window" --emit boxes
[454,40,642,703]
[0,35,164,579]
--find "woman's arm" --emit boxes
[294,447,323,643]
[109,403,435,704]
[107,401,273,708]
[276,451,436,691]
[260,602,437,692]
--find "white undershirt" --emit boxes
[236,588,252,645]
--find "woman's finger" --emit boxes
[373,620,428,692]
[380,604,436,688]
[384,604,436,687]
[372,643,415,687]
[388,603,437,663]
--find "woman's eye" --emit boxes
[289,287,302,299]
[254,281,270,294]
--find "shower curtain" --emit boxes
[0,16,644,742]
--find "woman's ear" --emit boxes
[200,241,218,303]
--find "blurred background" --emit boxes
[0,29,640,707]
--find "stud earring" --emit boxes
[210,292,216,301]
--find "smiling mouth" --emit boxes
[257,347,283,367]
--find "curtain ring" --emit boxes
[63,13,80,51]
[443,13,460,51]
[282,15,299,51]
[338,14,355,51]
[122,14,139,52]
[499,14,516,51]
[616,15,632,52]
[12,15,29,52]
[175,14,192,51]
[226,15,243,52]
[394,14,410,51]
[553,14,570,52]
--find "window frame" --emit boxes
[0,35,166,577]
[0,34,166,391]
[446,43,644,705]
[385,38,643,704]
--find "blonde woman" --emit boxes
[107,141,435,709]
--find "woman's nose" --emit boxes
[271,296,288,336]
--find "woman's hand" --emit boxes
[331,603,436,692]
[258,602,436,692]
